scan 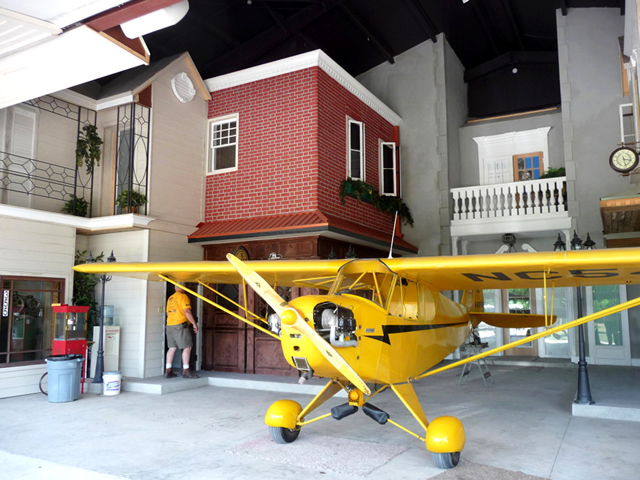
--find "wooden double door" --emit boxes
[201,283,296,376]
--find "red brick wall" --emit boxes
[317,69,396,233]
[206,66,397,235]
[206,68,319,221]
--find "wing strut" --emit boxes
[159,275,279,339]
[226,254,371,395]
[415,293,640,381]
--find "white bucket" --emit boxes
[103,371,122,396]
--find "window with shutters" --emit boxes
[379,141,397,196]
[347,118,365,180]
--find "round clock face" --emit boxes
[233,246,250,261]
[609,147,639,173]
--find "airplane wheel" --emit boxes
[432,452,460,469]
[269,426,300,444]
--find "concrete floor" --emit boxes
[1,363,639,480]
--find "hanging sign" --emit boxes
[2,290,9,317]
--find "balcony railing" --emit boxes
[451,177,567,222]
[0,151,92,215]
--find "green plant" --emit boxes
[339,178,376,203]
[76,124,103,175]
[73,250,104,339]
[539,167,566,178]
[61,195,88,217]
[340,178,414,227]
[116,189,147,209]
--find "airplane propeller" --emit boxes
[226,253,371,395]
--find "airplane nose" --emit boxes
[280,309,297,326]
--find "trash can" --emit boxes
[45,354,83,403]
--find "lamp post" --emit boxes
[556,232,594,404]
[86,250,116,384]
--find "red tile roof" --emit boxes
[189,210,418,254]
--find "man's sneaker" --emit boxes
[182,369,199,379]
[164,368,177,378]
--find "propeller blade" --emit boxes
[226,254,370,395]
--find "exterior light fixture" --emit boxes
[570,231,583,250]
[554,233,566,251]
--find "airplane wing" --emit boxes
[73,259,349,287]
[74,248,640,291]
[383,248,640,291]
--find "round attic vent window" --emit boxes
[171,72,196,103]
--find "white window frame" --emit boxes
[347,118,365,180]
[619,103,636,145]
[379,140,397,196]
[474,127,551,186]
[208,113,238,175]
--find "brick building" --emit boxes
[189,50,418,374]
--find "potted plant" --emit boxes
[61,194,88,217]
[539,167,566,178]
[116,189,147,213]
[339,178,376,203]
[76,124,103,175]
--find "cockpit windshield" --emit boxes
[329,260,398,309]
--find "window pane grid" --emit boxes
[210,118,238,172]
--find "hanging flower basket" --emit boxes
[339,178,414,227]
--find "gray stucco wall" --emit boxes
[357,35,463,256]
[558,8,629,246]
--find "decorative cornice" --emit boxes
[204,50,402,126]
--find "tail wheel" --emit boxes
[432,452,460,469]
[269,426,300,444]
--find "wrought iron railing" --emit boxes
[0,151,92,214]
[451,177,568,222]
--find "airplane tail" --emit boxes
[470,312,555,329]
[461,289,485,313]
[462,289,556,329]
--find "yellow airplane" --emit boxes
[75,248,640,469]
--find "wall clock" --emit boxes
[609,146,639,173]
[233,246,250,261]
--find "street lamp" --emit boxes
[86,250,116,384]
[565,232,595,405]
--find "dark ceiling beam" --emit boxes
[464,50,558,82]
[402,0,438,43]
[261,2,321,51]
[337,3,395,64]
[500,0,525,50]
[188,15,241,48]
[471,0,501,57]
[203,0,345,74]
[620,0,625,15]
[559,0,567,16]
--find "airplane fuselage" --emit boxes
[281,288,472,385]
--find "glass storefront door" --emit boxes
[586,285,631,365]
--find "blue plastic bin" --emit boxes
[45,354,83,403]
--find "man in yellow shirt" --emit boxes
[165,283,199,378]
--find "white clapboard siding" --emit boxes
[86,229,149,378]
[148,59,207,228]
[0,217,76,397]
[0,363,48,399]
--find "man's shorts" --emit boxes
[166,322,193,349]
